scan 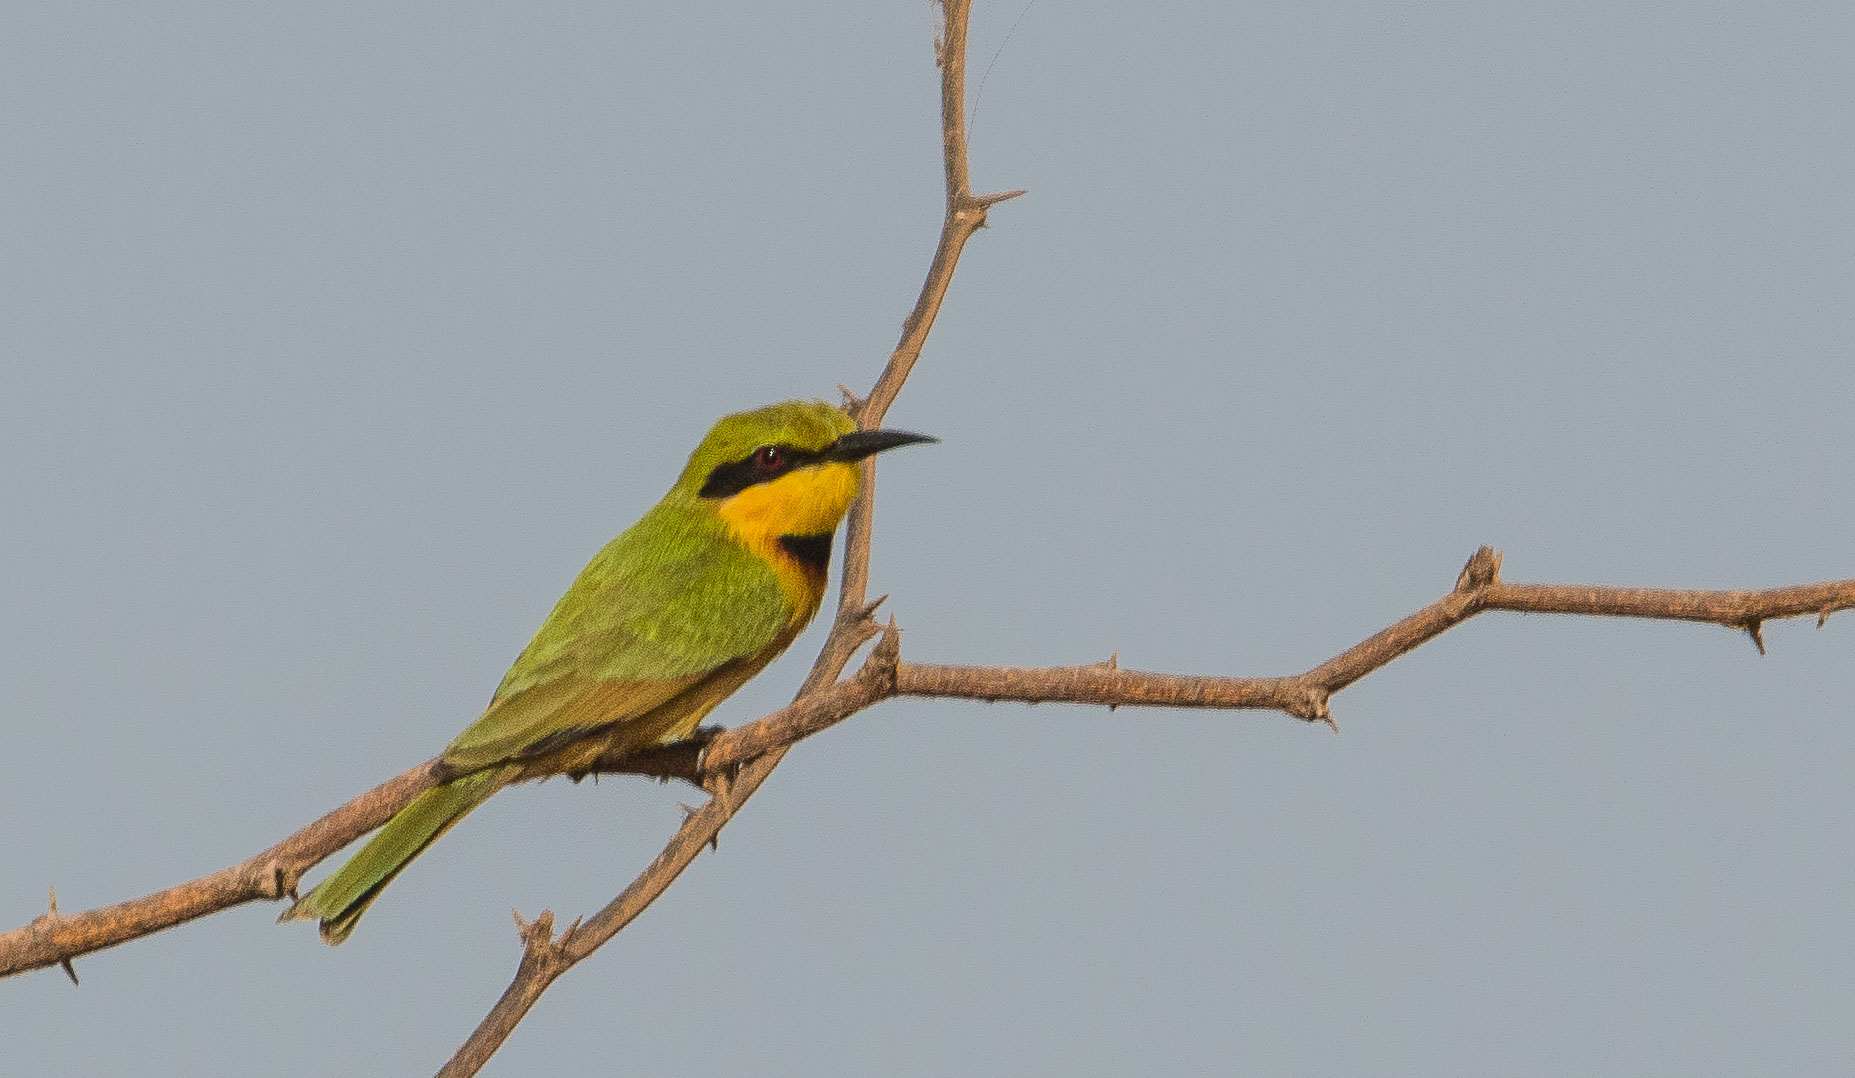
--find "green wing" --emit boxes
[441,503,790,772]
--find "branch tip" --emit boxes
[513,909,563,955]
[862,620,905,692]
[1455,546,1502,592]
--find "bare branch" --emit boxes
[11,542,1844,988]
[861,0,1005,429]
[446,541,1855,1078]
[434,628,904,1078]
[897,549,1855,728]
[0,760,447,979]
[437,1,998,1071]
[2,1,1846,1073]
[6,583,1834,1028]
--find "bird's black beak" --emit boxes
[823,428,938,462]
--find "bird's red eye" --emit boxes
[753,446,784,471]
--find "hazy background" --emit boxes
[4,3,1852,1075]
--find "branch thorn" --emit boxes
[702,768,740,851]
[972,187,1028,208]
[1745,619,1766,655]
[1288,686,1337,732]
[44,889,78,985]
[873,616,903,662]
[1819,607,1832,629]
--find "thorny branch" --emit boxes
[0,3,1847,1077]
[436,0,1011,1070]
[6,546,1851,993]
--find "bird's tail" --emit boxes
[279,766,509,945]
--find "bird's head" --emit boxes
[674,399,935,571]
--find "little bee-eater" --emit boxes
[281,399,933,943]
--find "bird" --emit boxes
[279,399,934,943]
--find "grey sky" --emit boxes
[4,4,1852,1075]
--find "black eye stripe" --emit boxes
[698,444,822,498]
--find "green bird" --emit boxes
[280,399,933,943]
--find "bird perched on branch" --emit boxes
[281,399,934,943]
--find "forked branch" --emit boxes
[0,4,1846,1078]
[438,548,1854,1075]
[5,547,1847,991]
[432,0,1006,1071]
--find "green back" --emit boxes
[491,499,789,697]
[289,400,859,942]
[441,399,854,769]
[487,398,850,699]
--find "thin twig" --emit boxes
[433,2,999,1072]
